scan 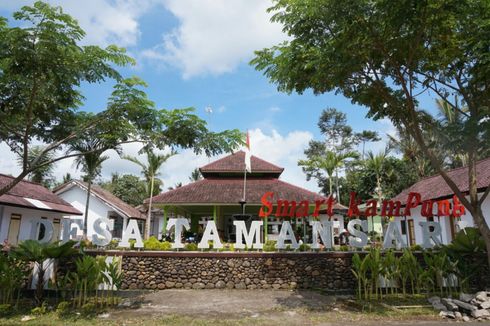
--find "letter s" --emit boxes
[259,192,274,218]
[92,217,113,247]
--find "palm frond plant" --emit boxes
[10,240,78,306]
[124,147,175,239]
[68,138,115,237]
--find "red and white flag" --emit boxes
[245,131,251,173]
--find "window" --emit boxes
[401,220,407,235]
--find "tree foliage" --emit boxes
[252,0,490,266]
[0,2,243,195]
[100,174,148,207]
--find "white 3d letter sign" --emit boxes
[167,218,190,249]
[198,221,223,249]
[234,220,263,249]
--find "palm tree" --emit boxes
[124,148,174,239]
[189,168,202,182]
[17,146,55,188]
[356,130,381,160]
[68,139,111,237]
[299,150,358,196]
[364,150,390,201]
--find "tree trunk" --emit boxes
[145,176,155,240]
[83,179,92,238]
[35,261,45,306]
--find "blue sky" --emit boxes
[0,0,418,192]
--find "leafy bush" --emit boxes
[0,304,12,317]
[56,301,71,317]
[143,237,172,251]
[31,302,48,315]
[339,245,349,251]
[81,303,97,316]
[184,243,198,251]
[218,243,235,252]
[263,240,276,252]
[298,243,311,252]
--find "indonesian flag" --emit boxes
[245,131,251,173]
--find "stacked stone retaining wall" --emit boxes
[91,251,357,292]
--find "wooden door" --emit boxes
[7,214,21,245]
[407,219,416,246]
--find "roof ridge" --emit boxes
[411,156,490,183]
[199,151,240,170]
[149,179,207,202]
[0,173,44,187]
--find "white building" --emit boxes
[54,180,145,240]
[392,158,490,245]
[0,174,81,246]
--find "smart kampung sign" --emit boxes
[28,191,461,250]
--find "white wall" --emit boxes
[0,205,63,244]
[57,186,129,240]
[395,192,490,245]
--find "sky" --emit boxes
[0,0,404,193]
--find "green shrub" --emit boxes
[299,243,311,252]
[31,302,48,315]
[339,245,349,251]
[81,303,97,316]
[160,241,172,251]
[184,243,198,251]
[0,304,12,317]
[105,239,119,250]
[219,243,235,252]
[263,240,276,252]
[143,237,172,251]
[56,301,71,317]
[143,237,161,250]
[410,244,423,251]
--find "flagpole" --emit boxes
[242,163,247,215]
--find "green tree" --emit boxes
[0,2,133,194]
[356,130,381,160]
[17,145,55,188]
[299,150,358,196]
[0,2,245,196]
[189,168,202,182]
[69,138,112,236]
[100,174,148,207]
[124,149,174,239]
[252,0,490,266]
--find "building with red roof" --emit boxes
[0,174,82,246]
[391,157,490,246]
[148,151,346,242]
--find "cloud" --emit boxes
[0,128,319,194]
[1,0,153,47]
[145,0,286,78]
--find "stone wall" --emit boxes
[95,251,357,292]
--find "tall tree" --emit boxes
[189,168,202,182]
[299,150,358,196]
[100,174,147,207]
[124,149,174,239]
[363,150,390,201]
[69,138,112,237]
[252,0,490,266]
[356,130,381,160]
[0,2,244,197]
[17,145,55,188]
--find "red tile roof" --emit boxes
[392,157,490,203]
[199,151,284,175]
[151,177,326,205]
[0,174,81,215]
[55,180,144,219]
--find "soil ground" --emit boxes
[3,289,490,325]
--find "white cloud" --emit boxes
[1,0,154,47]
[0,128,319,194]
[145,0,286,78]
